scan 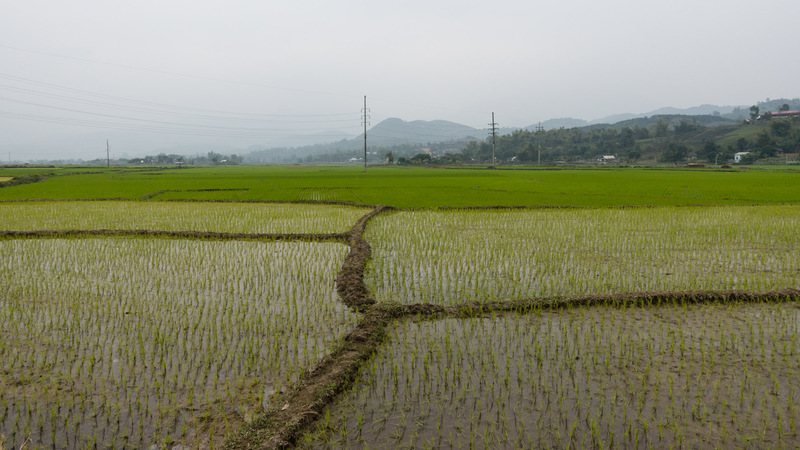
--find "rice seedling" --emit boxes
[0,238,359,448]
[0,201,369,234]
[304,299,800,448]
[365,205,800,305]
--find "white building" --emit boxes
[734,152,750,163]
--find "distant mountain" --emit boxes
[647,104,738,116]
[594,114,737,129]
[583,99,797,126]
[364,118,481,145]
[588,105,741,126]
[589,113,640,125]
[245,118,482,163]
[525,118,590,131]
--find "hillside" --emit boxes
[246,118,483,163]
[364,118,482,145]
[244,98,800,164]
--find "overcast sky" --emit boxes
[2,0,799,160]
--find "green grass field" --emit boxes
[1,165,800,207]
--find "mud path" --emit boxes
[334,205,394,310]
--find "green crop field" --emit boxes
[0,165,798,448]
[2,165,800,207]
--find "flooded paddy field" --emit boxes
[0,201,369,234]
[306,299,800,448]
[0,239,358,448]
[366,205,800,305]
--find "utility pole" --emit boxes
[489,112,498,166]
[536,122,544,165]
[361,96,369,172]
[106,139,110,168]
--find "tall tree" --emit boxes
[770,119,792,138]
[749,105,760,121]
[661,143,689,164]
[754,130,775,156]
[653,119,669,137]
[698,140,720,162]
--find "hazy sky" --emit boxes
[2,0,799,160]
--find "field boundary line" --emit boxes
[224,302,406,450]
[0,198,381,208]
[335,205,394,311]
[227,289,800,448]
[444,288,800,315]
[224,204,394,448]
[143,188,249,200]
[150,198,380,208]
[428,202,800,211]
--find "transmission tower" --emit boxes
[488,112,498,166]
[361,96,370,172]
[535,122,544,165]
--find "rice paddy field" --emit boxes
[1,165,799,449]
[365,206,800,305]
[0,201,368,234]
[0,238,357,448]
[304,300,800,449]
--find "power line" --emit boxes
[0,72,356,122]
[0,110,359,139]
[0,44,359,99]
[0,45,498,130]
[0,97,359,134]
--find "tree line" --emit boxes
[455,114,800,165]
[127,151,245,165]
